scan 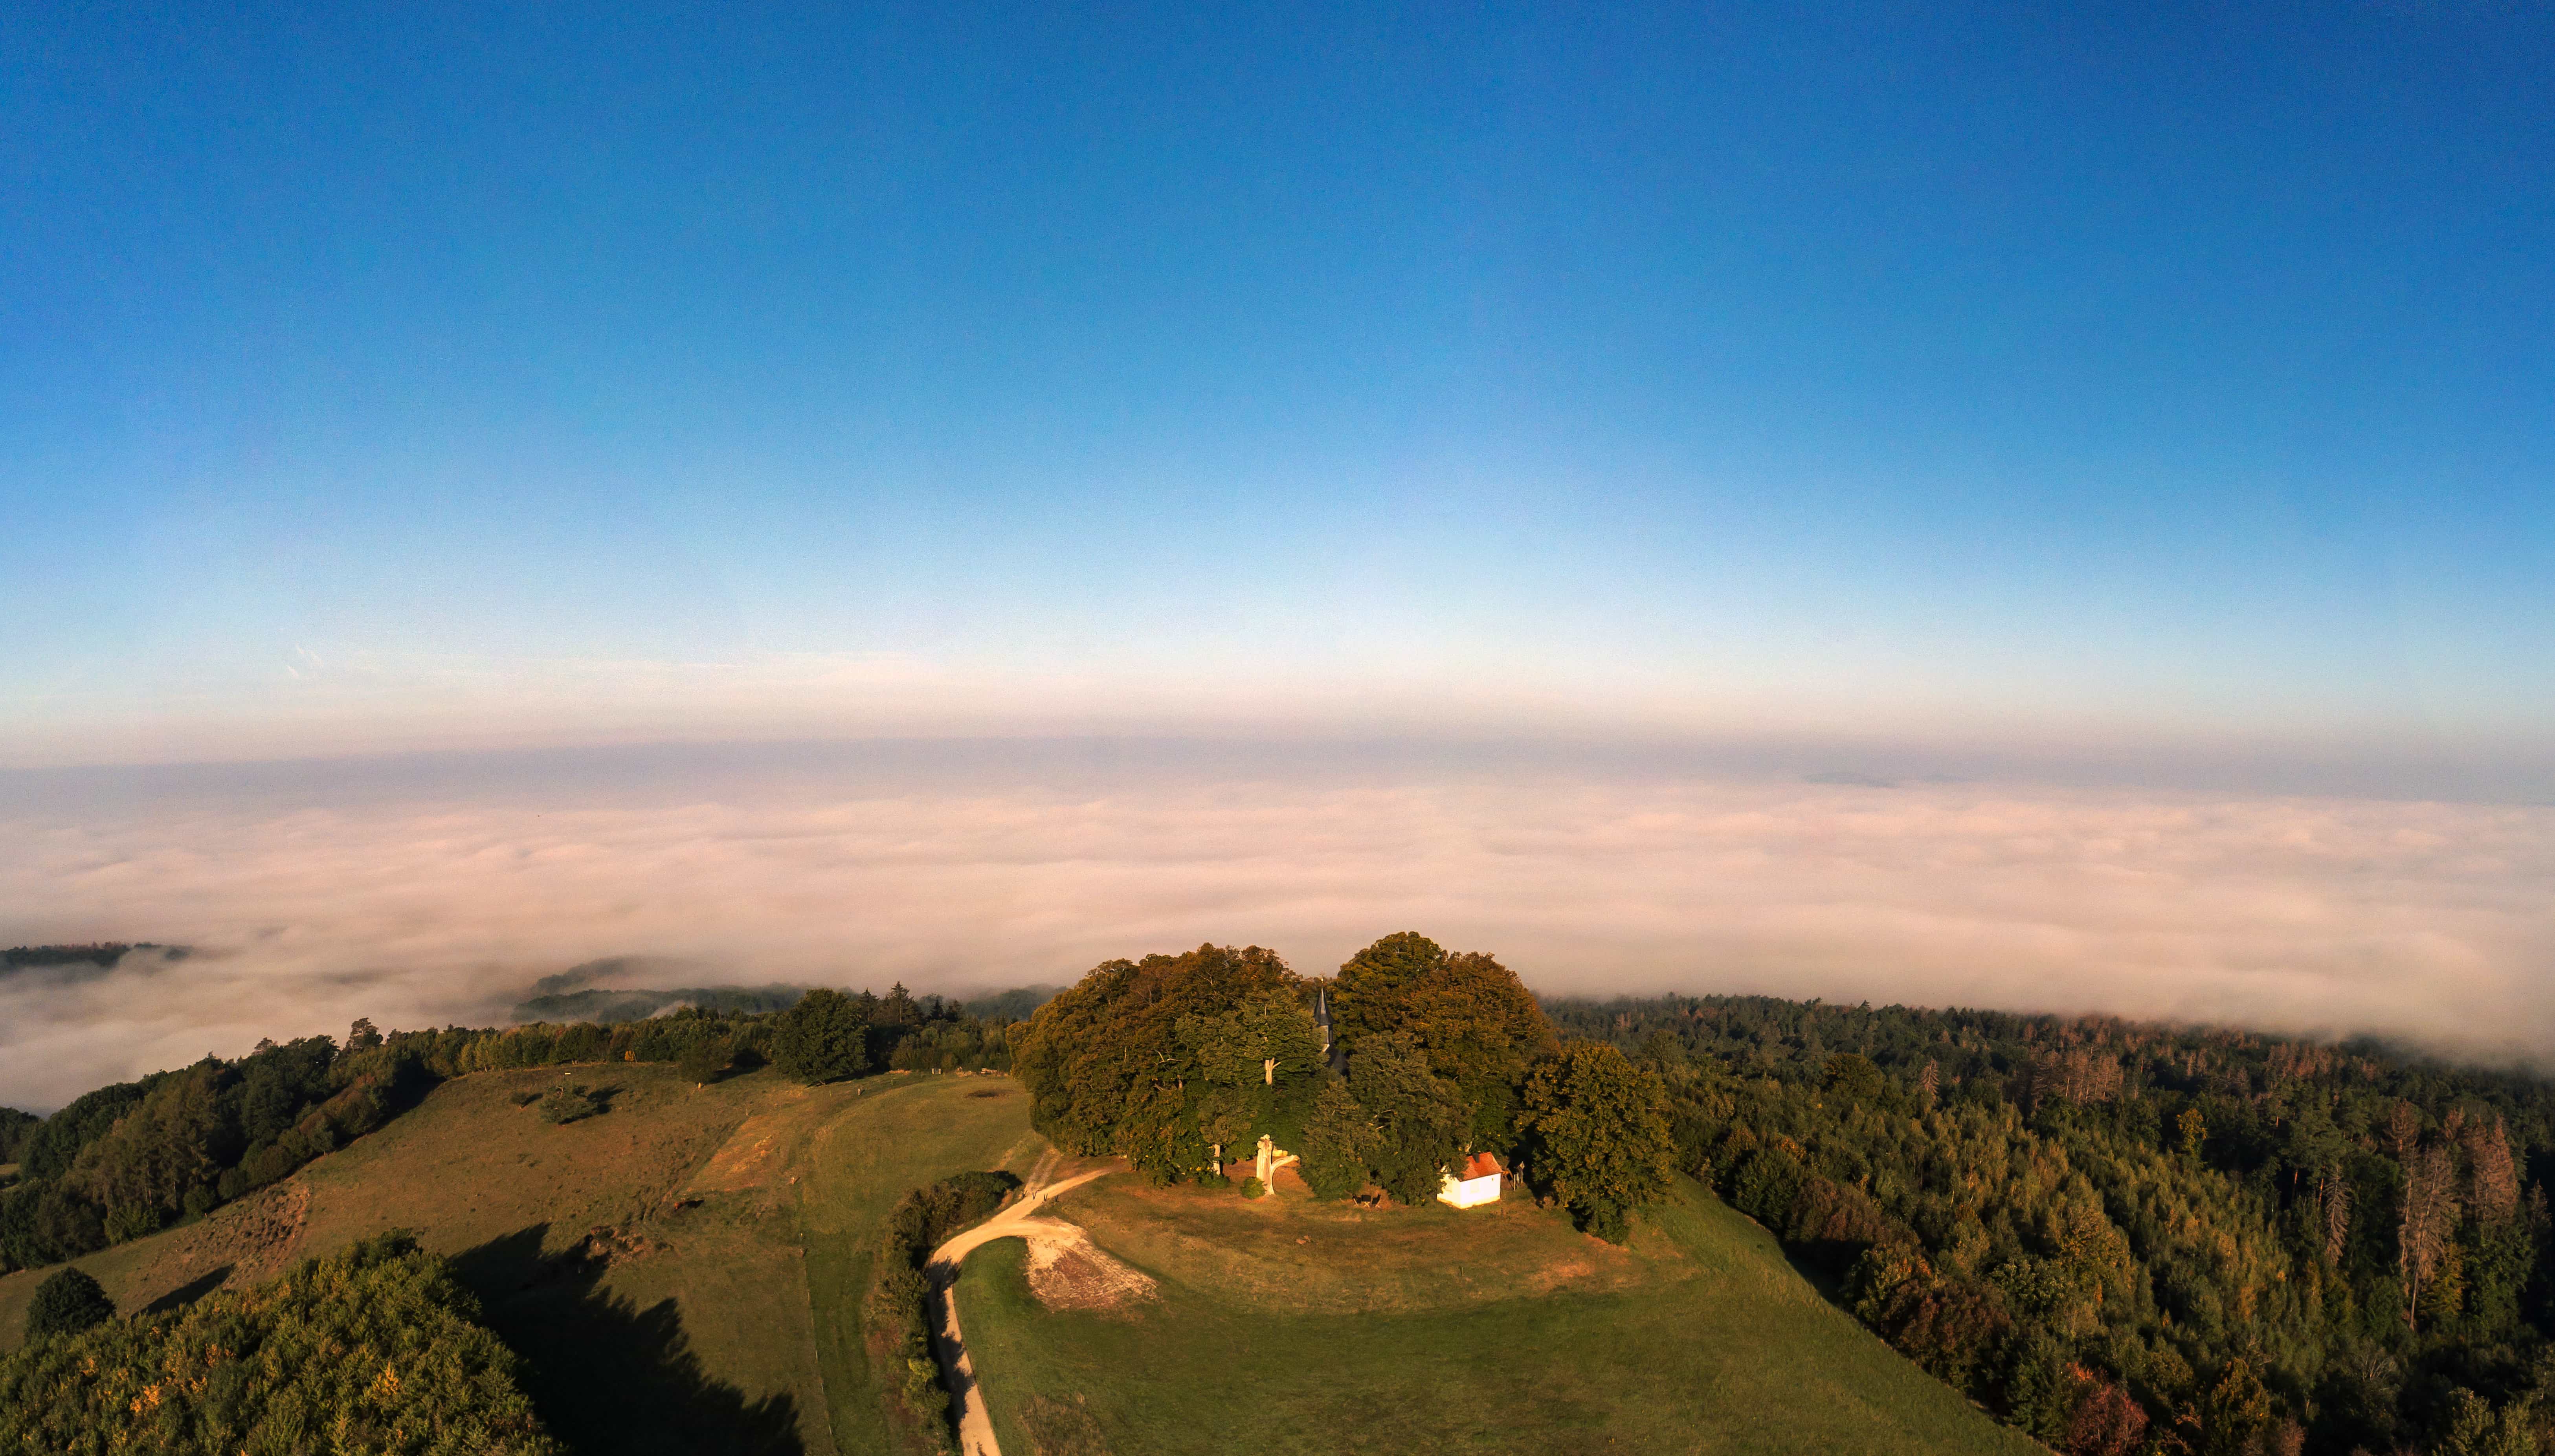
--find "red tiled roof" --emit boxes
[1460,1152,1503,1180]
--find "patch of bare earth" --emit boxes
[142,1180,312,1302]
[565,1223,671,1271]
[1026,1231,1156,1313]
[689,1111,789,1193]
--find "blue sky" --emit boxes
[5,3,2550,781]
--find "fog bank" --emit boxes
[3,768,2549,1109]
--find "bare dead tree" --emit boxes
[2464,1115,2520,1223]
[2400,1142,2461,1332]
[2386,1100,2420,1162]
[2323,1169,2352,1269]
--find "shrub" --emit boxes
[678,1036,731,1086]
[538,1085,601,1125]
[100,1203,158,1244]
[1727,1145,1805,1226]
[23,1266,114,1341]
[868,1170,1021,1449]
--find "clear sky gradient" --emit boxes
[6,4,2551,783]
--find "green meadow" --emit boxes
[957,1174,2043,1456]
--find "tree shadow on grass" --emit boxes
[1779,1238,1859,1308]
[140,1264,233,1315]
[453,1224,803,1456]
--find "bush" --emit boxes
[678,1036,731,1086]
[1727,1146,1805,1226]
[884,1171,1019,1256]
[537,1085,601,1125]
[24,1266,113,1341]
[100,1203,158,1244]
[869,1170,1021,1449]
[1240,1176,1265,1198]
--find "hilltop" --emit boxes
[0,1055,2043,1456]
[960,1167,2039,1455]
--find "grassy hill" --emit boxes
[0,1065,1039,1456]
[957,1172,2046,1456]
[0,1058,2042,1456]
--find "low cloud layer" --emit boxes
[3,764,2550,1109]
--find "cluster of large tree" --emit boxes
[765,982,1029,1080]
[0,943,183,975]
[1014,943,1319,1181]
[1015,933,1676,1239]
[0,1232,560,1455]
[1552,993,2555,1455]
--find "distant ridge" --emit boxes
[508,976,1064,1025]
[0,943,188,981]
[511,983,807,1024]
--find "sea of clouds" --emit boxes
[2,744,2549,1110]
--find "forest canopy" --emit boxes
[1549,994,2555,1455]
[0,1232,560,1456]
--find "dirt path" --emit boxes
[927,1156,1116,1456]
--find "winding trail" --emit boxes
[926,1156,1116,1456]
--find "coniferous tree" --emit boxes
[771,988,870,1084]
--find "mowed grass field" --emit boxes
[957,1174,2045,1456]
[0,1065,1043,1456]
[798,1075,1046,1454]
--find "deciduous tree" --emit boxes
[1517,1040,1674,1242]
[1346,1035,1468,1207]
[1330,933,1556,1149]
[23,1266,113,1342]
[1014,944,1297,1167]
[1299,1079,1377,1201]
